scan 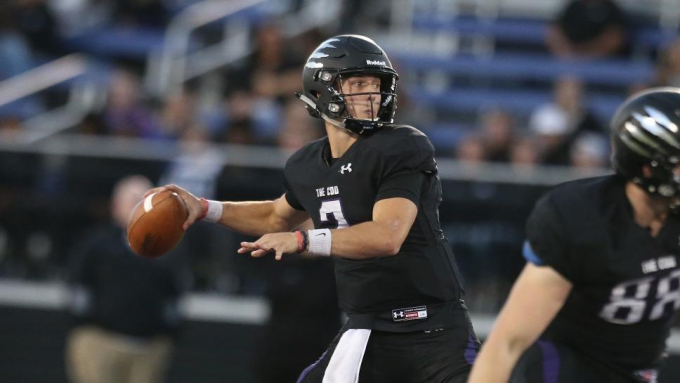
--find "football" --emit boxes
[127,190,188,258]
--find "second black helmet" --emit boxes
[611,87,680,197]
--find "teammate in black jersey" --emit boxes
[469,88,680,383]
[145,35,479,382]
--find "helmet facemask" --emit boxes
[633,156,680,198]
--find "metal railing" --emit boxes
[386,0,680,56]
[1,0,340,143]
[145,0,341,99]
[0,133,611,186]
[660,0,680,30]
[0,54,105,144]
[145,0,265,98]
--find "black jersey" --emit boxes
[524,175,680,374]
[283,125,468,332]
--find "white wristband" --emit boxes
[204,200,223,223]
[307,229,332,256]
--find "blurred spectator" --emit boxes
[159,125,226,291]
[217,90,259,144]
[224,118,259,145]
[103,70,163,138]
[455,134,487,164]
[160,124,222,200]
[0,5,45,119]
[14,0,63,57]
[655,38,680,87]
[529,76,602,165]
[569,132,610,170]
[509,136,541,169]
[50,0,112,36]
[223,21,308,103]
[159,90,197,139]
[219,23,319,144]
[627,81,650,97]
[277,98,323,151]
[249,22,305,100]
[113,0,170,28]
[338,0,391,33]
[529,99,571,161]
[0,117,23,141]
[75,113,107,136]
[546,0,628,59]
[478,108,515,163]
[66,175,186,383]
[0,4,35,80]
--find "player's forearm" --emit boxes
[328,221,405,259]
[216,200,286,236]
[467,336,527,383]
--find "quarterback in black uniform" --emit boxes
[146,35,479,382]
[469,88,680,383]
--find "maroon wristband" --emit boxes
[295,231,305,253]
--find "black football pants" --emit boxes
[296,324,479,383]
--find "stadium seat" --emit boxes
[393,52,654,87]
[410,14,677,53]
[412,15,546,46]
[407,87,624,122]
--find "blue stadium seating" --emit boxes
[412,15,546,46]
[64,6,267,59]
[411,15,678,51]
[420,122,471,151]
[392,13,674,149]
[65,27,168,59]
[408,87,624,122]
[393,53,654,87]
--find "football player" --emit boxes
[146,35,479,382]
[468,88,680,383]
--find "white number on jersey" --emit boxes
[599,277,652,324]
[319,199,348,229]
[600,270,680,324]
[650,269,680,320]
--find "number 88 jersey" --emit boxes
[283,125,468,332]
[524,175,680,373]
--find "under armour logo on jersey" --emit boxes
[340,163,352,174]
[391,306,428,322]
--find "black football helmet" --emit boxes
[611,87,680,198]
[296,35,398,135]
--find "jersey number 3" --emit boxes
[319,200,349,229]
[600,269,680,324]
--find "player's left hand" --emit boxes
[238,232,298,260]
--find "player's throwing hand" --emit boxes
[238,233,298,260]
[143,184,205,231]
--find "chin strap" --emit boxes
[321,113,346,129]
[296,92,317,111]
[296,92,382,135]
[296,92,348,128]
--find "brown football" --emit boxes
[127,190,188,258]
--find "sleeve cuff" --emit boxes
[375,188,420,206]
[522,241,545,266]
[285,192,305,211]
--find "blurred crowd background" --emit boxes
[1,0,680,382]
